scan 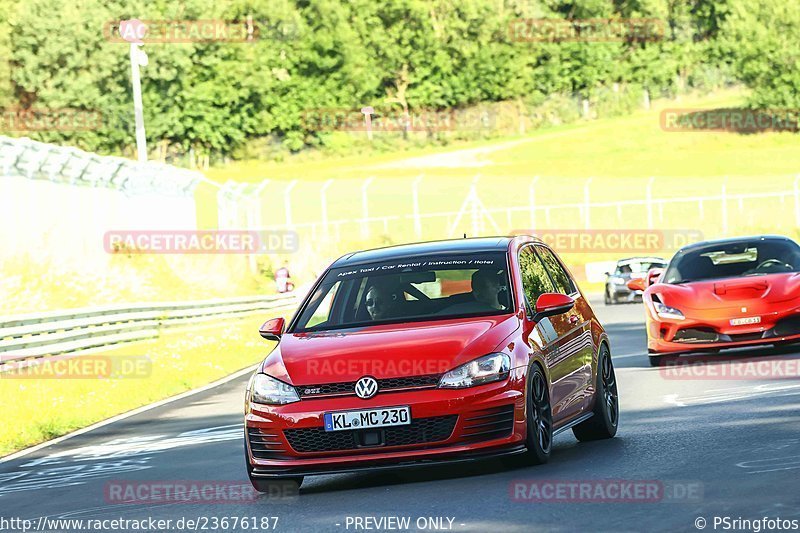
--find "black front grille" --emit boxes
[773,315,800,337]
[460,405,515,442]
[284,416,457,453]
[297,374,441,399]
[248,427,290,460]
[673,328,719,343]
[727,331,766,342]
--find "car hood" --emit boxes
[652,272,800,312]
[260,315,519,386]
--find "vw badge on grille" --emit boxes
[354,376,378,399]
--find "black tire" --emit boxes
[604,288,613,305]
[573,345,619,441]
[523,365,553,464]
[648,354,663,367]
[244,434,304,492]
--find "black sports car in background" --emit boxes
[604,256,667,305]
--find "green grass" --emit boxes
[0,251,278,315]
[202,88,800,289]
[0,310,294,457]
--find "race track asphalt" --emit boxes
[2,299,799,532]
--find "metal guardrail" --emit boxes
[0,135,203,197]
[0,293,298,365]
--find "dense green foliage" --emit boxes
[0,0,793,160]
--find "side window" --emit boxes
[536,246,576,295]
[518,246,555,311]
[304,281,341,328]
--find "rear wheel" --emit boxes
[573,345,618,441]
[523,366,552,464]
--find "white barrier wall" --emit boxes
[0,136,202,267]
[1,175,198,261]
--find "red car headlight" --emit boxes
[438,353,511,389]
[653,301,685,320]
[250,373,301,405]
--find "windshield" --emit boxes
[662,239,800,284]
[292,253,512,332]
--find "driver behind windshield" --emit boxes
[365,284,400,320]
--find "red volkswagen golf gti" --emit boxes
[244,236,618,490]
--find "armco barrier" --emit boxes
[0,293,298,366]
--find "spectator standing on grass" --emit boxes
[275,262,292,293]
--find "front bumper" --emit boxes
[245,370,526,476]
[608,284,642,302]
[647,309,800,354]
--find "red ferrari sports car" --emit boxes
[244,236,618,490]
[630,235,800,367]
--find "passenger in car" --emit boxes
[437,270,507,315]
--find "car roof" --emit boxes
[676,235,797,254]
[616,256,666,264]
[331,237,514,268]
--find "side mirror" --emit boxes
[531,293,575,322]
[603,271,611,277]
[259,317,285,341]
[627,278,646,291]
[647,267,665,286]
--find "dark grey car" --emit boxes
[604,256,667,305]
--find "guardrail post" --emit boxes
[412,174,424,238]
[284,180,298,228]
[320,179,333,238]
[529,176,539,231]
[583,177,593,230]
[794,175,800,228]
[721,178,728,236]
[361,176,374,239]
[470,174,482,236]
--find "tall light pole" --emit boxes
[129,43,148,162]
[120,19,149,163]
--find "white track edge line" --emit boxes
[0,363,259,463]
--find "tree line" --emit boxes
[0,0,796,162]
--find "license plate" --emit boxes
[730,316,761,326]
[323,406,410,432]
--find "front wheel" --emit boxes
[604,288,613,305]
[573,345,619,441]
[648,354,663,367]
[523,366,552,464]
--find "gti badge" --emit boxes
[354,376,378,399]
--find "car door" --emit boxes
[517,245,573,424]
[534,245,594,420]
